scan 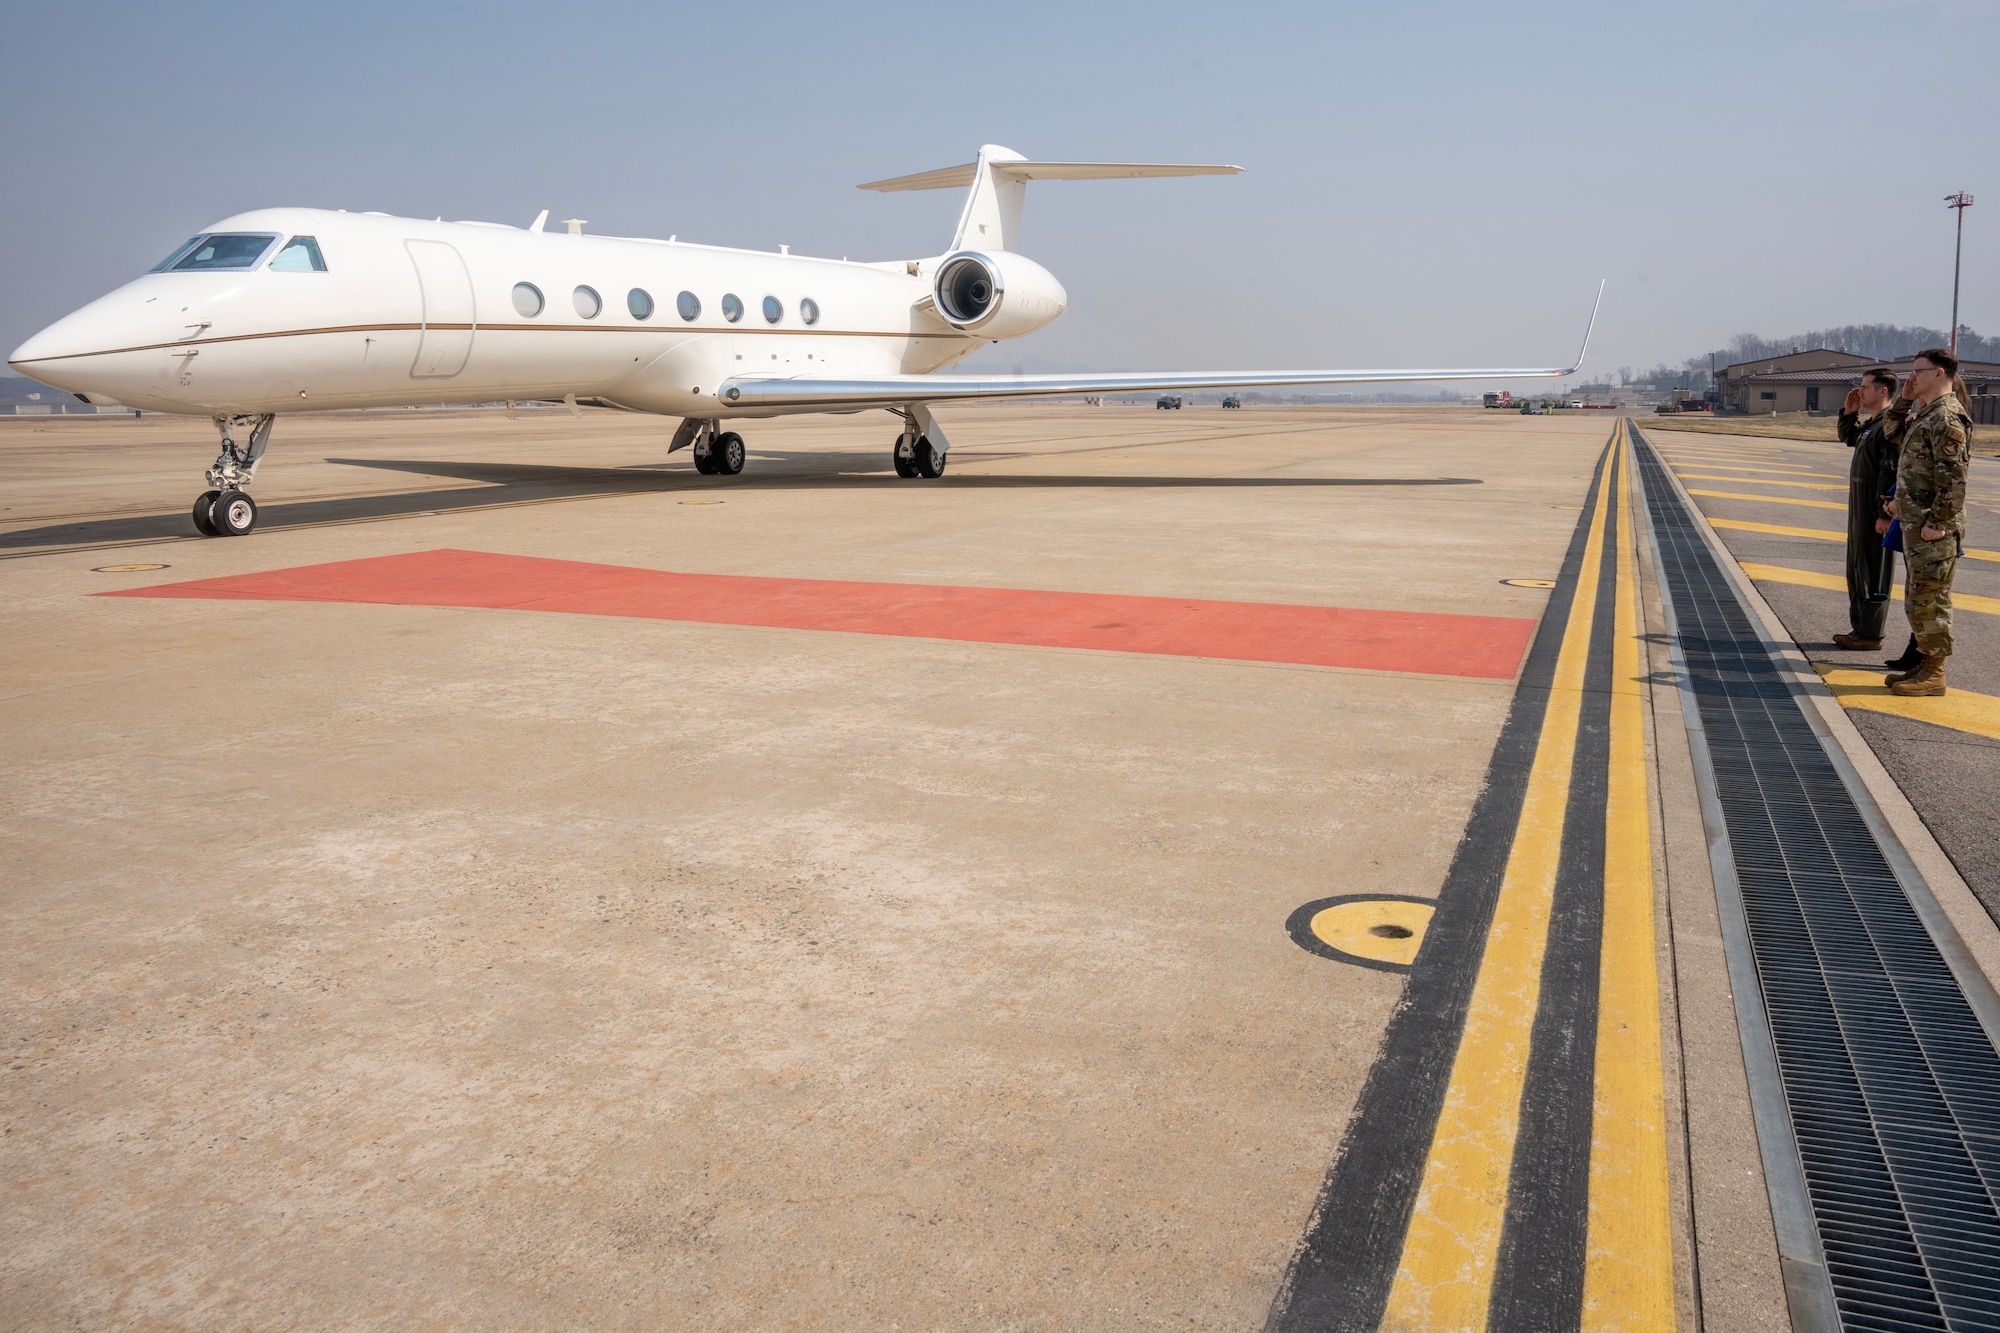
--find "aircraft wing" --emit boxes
[720,284,1603,412]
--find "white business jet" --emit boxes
[8,145,1599,537]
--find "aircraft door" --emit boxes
[405,239,475,378]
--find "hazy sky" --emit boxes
[3,1,1994,379]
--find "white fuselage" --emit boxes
[9,208,1016,419]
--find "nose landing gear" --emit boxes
[193,414,273,536]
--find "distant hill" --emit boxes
[1707,324,1999,367]
[1629,324,1998,391]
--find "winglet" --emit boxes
[528,209,548,234]
[1565,280,1606,375]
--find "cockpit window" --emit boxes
[149,238,205,272]
[168,233,280,271]
[269,236,327,271]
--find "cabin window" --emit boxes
[512,282,544,317]
[628,288,654,320]
[574,285,602,319]
[762,295,783,324]
[721,293,743,323]
[268,236,327,271]
[677,291,700,321]
[800,297,819,326]
[168,233,280,272]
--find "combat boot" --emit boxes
[1888,655,1946,697]
[1833,632,1884,650]
[1884,635,1921,672]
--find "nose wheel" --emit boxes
[192,414,273,536]
[192,490,222,536]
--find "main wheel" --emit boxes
[211,490,258,536]
[892,435,917,478]
[914,437,947,479]
[692,440,717,474]
[192,489,221,536]
[712,432,745,475]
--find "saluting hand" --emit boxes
[1844,388,1863,414]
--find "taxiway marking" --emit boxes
[1379,419,1610,1328]
[1740,562,2000,617]
[1662,460,1832,477]
[1706,517,2000,563]
[102,550,1536,679]
[1269,423,1673,1331]
[1674,474,1845,492]
[1685,488,1846,512]
[1583,425,1674,1331]
[1813,665,2000,741]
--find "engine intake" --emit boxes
[937,254,999,325]
[928,250,1067,340]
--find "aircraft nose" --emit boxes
[9,300,122,369]
[8,294,156,400]
[8,323,67,370]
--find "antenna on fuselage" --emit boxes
[528,209,548,233]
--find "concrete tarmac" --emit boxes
[3,405,1755,1328]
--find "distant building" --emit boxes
[1715,350,1875,414]
[1718,350,2000,421]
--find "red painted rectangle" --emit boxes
[102,549,1534,678]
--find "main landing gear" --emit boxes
[669,418,745,476]
[192,414,273,536]
[891,413,947,479]
[694,431,745,476]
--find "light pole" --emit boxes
[1945,192,1974,355]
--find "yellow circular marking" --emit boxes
[1308,899,1435,968]
[1553,505,1583,511]
[678,499,724,505]
[92,563,169,573]
[1501,578,1557,589]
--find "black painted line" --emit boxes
[1265,436,1619,1333]
[1488,436,1622,1331]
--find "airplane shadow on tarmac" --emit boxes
[1,451,1481,554]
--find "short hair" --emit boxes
[1865,368,1898,392]
[1915,347,1960,377]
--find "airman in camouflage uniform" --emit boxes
[1886,348,1974,697]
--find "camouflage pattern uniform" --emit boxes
[1892,393,1975,658]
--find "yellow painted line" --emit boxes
[1670,463,1842,478]
[1584,426,1675,1330]
[1709,517,1845,542]
[1686,488,1846,512]
[1814,665,2000,741]
[1676,474,1846,492]
[1739,563,2000,617]
[1657,446,1789,457]
[1382,419,1614,1329]
[1659,454,1818,469]
[1708,517,2000,564]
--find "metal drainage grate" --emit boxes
[1635,427,2000,1332]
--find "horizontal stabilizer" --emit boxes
[859,160,1242,192]
[863,145,1243,253]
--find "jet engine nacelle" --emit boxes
[931,250,1068,340]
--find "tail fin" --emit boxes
[858,144,1241,253]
